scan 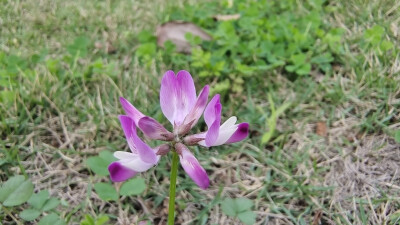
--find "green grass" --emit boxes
[1,0,400,224]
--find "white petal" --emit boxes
[113,151,160,172]
[220,116,237,129]
[214,125,238,146]
[114,151,138,160]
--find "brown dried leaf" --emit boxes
[156,21,212,54]
[213,14,241,21]
[316,121,328,137]
[312,210,322,225]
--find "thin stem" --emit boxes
[1,204,23,225]
[167,151,179,225]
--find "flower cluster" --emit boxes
[108,70,249,189]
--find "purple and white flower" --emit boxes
[108,70,249,189]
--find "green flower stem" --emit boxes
[168,151,179,225]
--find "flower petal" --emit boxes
[212,116,238,146]
[119,115,158,164]
[118,156,158,172]
[138,117,174,141]
[160,70,197,126]
[175,70,197,124]
[120,97,145,125]
[181,85,210,133]
[204,95,221,128]
[226,122,249,144]
[220,116,237,129]
[205,102,222,146]
[160,70,177,125]
[108,161,137,182]
[113,151,160,172]
[176,143,209,189]
[197,118,248,147]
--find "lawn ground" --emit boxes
[1,0,400,224]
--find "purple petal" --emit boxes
[182,85,210,131]
[205,103,222,146]
[204,95,221,128]
[176,143,209,189]
[226,123,249,144]
[160,70,177,125]
[138,117,173,141]
[119,115,157,164]
[160,70,197,126]
[120,97,145,125]
[108,161,137,182]
[175,70,197,123]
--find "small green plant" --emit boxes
[67,36,91,58]
[363,25,394,55]
[19,190,62,222]
[80,214,110,225]
[261,94,291,145]
[0,176,65,224]
[37,213,65,225]
[0,175,33,207]
[131,0,346,93]
[394,130,400,143]
[86,151,116,176]
[93,177,146,201]
[221,197,256,225]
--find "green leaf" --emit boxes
[80,214,95,225]
[28,190,50,210]
[94,183,118,201]
[389,211,400,224]
[237,211,257,225]
[19,209,41,221]
[95,215,110,225]
[120,177,146,196]
[137,30,156,43]
[42,198,60,211]
[235,198,254,212]
[311,53,333,64]
[221,198,237,217]
[285,65,297,72]
[364,25,385,45]
[136,43,156,58]
[380,40,393,52]
[221,197,255,221]
[261,95,291,145]
[394,130,400,143]
[67,36,90,57]
[290,54,307,65]
[80,214,109,225]
[0,90,16,103]
[86,151,116,176]
[296,63,311,75]
[0,175,24,202]
[0,175,34,206]
[38,213,65,225]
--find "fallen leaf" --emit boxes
[156,21,212,54]
[213,14,241,21]
[316,121,328,137]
